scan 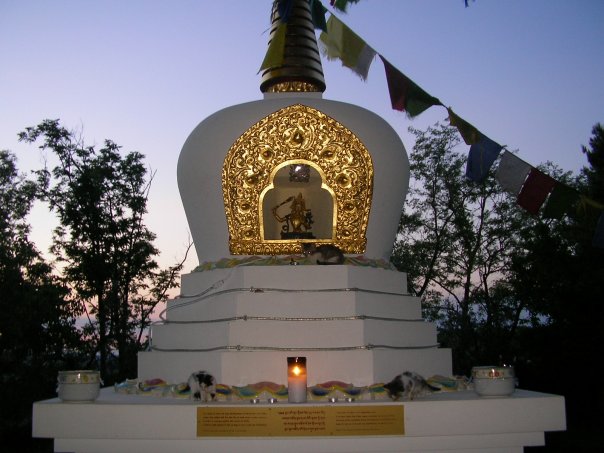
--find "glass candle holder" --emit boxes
[287,357,307,403]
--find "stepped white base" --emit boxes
[141,265,451,386]
[35,265,566,453]
[33,387,566,453]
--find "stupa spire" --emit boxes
[260,0,326,93]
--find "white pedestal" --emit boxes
[33,387,565,453]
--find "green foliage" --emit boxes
[581,123,604,202]
[507,125,604,424]
[0,149,83,444]
[393,121,604,434]
[392,123,538,373]
[0,121,186,447]
[18,119,182,383]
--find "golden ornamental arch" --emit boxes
[222,104,373,255]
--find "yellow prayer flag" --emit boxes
[447,108,480,145]
[258,23,287,73]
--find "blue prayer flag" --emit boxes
[465,133,503,182]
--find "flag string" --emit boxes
[259,1,603,246]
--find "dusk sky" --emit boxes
[1,0,603,274]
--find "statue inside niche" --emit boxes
[289,163,310,183]
[271,192,315,239]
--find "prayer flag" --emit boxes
[277,0,294,23]
[320,15,376,80]
[331,0,361,13]
[576,196,604,248]
[542,182,580,219]
[310,0,328,32]
[465,133,502,182]
[447,108,480,145]
[577,195,604,213]
[517,168,556,215]
[592,212,604,248]
[258,22,287,73]
[380,55,442,118]
[495,150,531,195]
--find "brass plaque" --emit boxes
[197,405,404,437]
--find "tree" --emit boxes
[19,120,182,382]
[394,122,604,448]
[507,125,604,430]
[581,123,604,202]
[0,149,81,444]
[391,123,535,373]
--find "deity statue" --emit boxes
[272,192,314,239]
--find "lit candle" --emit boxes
[287,357,307,403]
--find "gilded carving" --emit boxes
[222,104,373,255]
[264,81,323,93]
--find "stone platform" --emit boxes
[33,387,565,453]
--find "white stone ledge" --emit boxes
[33,388,565,452]
[54,433,544,453]
[137,348,453,385]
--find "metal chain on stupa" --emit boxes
[149,343,440,353]
[160,285,413,323]
[150,276,431,351]
[162,314,425,325]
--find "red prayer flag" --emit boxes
[517,168,556,215]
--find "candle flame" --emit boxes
[292,365,301,376]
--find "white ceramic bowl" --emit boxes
[472,366,516,397]
[57,370,101,402]
[58,370,102,384]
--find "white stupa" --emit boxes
[33,3,565,451]
[137,0,451,387]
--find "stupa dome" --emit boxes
[178,1,409,265]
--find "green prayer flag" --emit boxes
[542,182,580,219]
[447,108,480,145]
[258,22,287,73]
[380,55,441,118]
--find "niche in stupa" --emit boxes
[222,104,373,256]
[261,162,334,241]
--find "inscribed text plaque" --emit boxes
[197,405,404,437]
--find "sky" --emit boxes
[1,0,603,274]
